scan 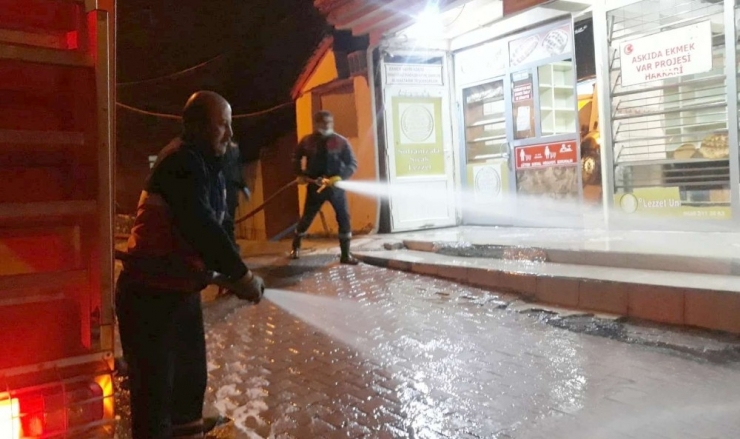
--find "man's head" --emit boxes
[313,110,334,137]
[182,91,233,157]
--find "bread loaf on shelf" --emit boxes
[672,143,697,160]
[699,134,729,159]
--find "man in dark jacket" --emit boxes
[116,91,265,439]
[222,141,250,245]
[290,110,359,264]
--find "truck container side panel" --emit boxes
[0,1,103,366]
[0,0,80,33]
[0,148,77,166]
[0,63,98,129]
[0,224,93,366]
[0,107,61,131]
[0,162,76,203]
[0,62,97,133]
[0,59,74,92]
[0,223,83,276]
[0,300,85,370]
[0,234,71,274]
[0,168,71,202]
[0,0,116,435]
[0,89,66,111]
[0,61,100,203]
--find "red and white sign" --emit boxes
[515,141,578,170]
[513,79,533,102]
[619,21,712,87]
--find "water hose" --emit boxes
[234,179,299,225]
[234,177,327,224]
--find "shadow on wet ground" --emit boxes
[259,255,338,289]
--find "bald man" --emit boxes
[116,91,264,439]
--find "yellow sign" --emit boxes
[614,187,730,219]
[392,96,446,177]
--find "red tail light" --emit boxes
[0,377,109,438]
[0,397,20,439]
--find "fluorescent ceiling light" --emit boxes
[407,3,443,40]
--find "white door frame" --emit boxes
[379,49,458,232]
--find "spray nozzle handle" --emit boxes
[316,177,330,193]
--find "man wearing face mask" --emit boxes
[291,110,359,264]
[116,91,265,439]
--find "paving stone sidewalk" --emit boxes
[193,254,740,439]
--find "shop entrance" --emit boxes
[454,18,591,228]
[379,52,457,232]
[459,77,513,225]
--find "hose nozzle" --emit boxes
[316,177,330,193]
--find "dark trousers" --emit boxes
[116,273,207,439]
[295,185,351,239]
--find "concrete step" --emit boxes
[354,249,740,335]
[401,238,739,277]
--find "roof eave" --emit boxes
[291,36,335,100]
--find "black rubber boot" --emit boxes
[339,238,359,265]
[203,416,232,437]
[290,235,302,260]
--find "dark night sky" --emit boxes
[114,0,328,211]
[117,0,327,113]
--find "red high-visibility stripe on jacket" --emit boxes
[121,139,248,292]
[124,190,209,291]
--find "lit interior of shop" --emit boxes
[604,0,731,221]
[381,0,733,227]
[384,0,600,229]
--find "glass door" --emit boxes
[462,79,511,223]
[465,80,507,161]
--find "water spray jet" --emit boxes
[331,179,737,233]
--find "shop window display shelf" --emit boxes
[606,0,731,214]
[609,24,728,167]
[464,79,507,162]
[660,53,728,153]
[539,61,576,136]
[469,117,506,127]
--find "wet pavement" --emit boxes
[112,239,740,438]
[393,225,740,260]
[185,252,740,439]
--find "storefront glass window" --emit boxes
[538,59,576,136]
[463,79,506,162]
[606,0,731,220]
[511,71,535,140]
